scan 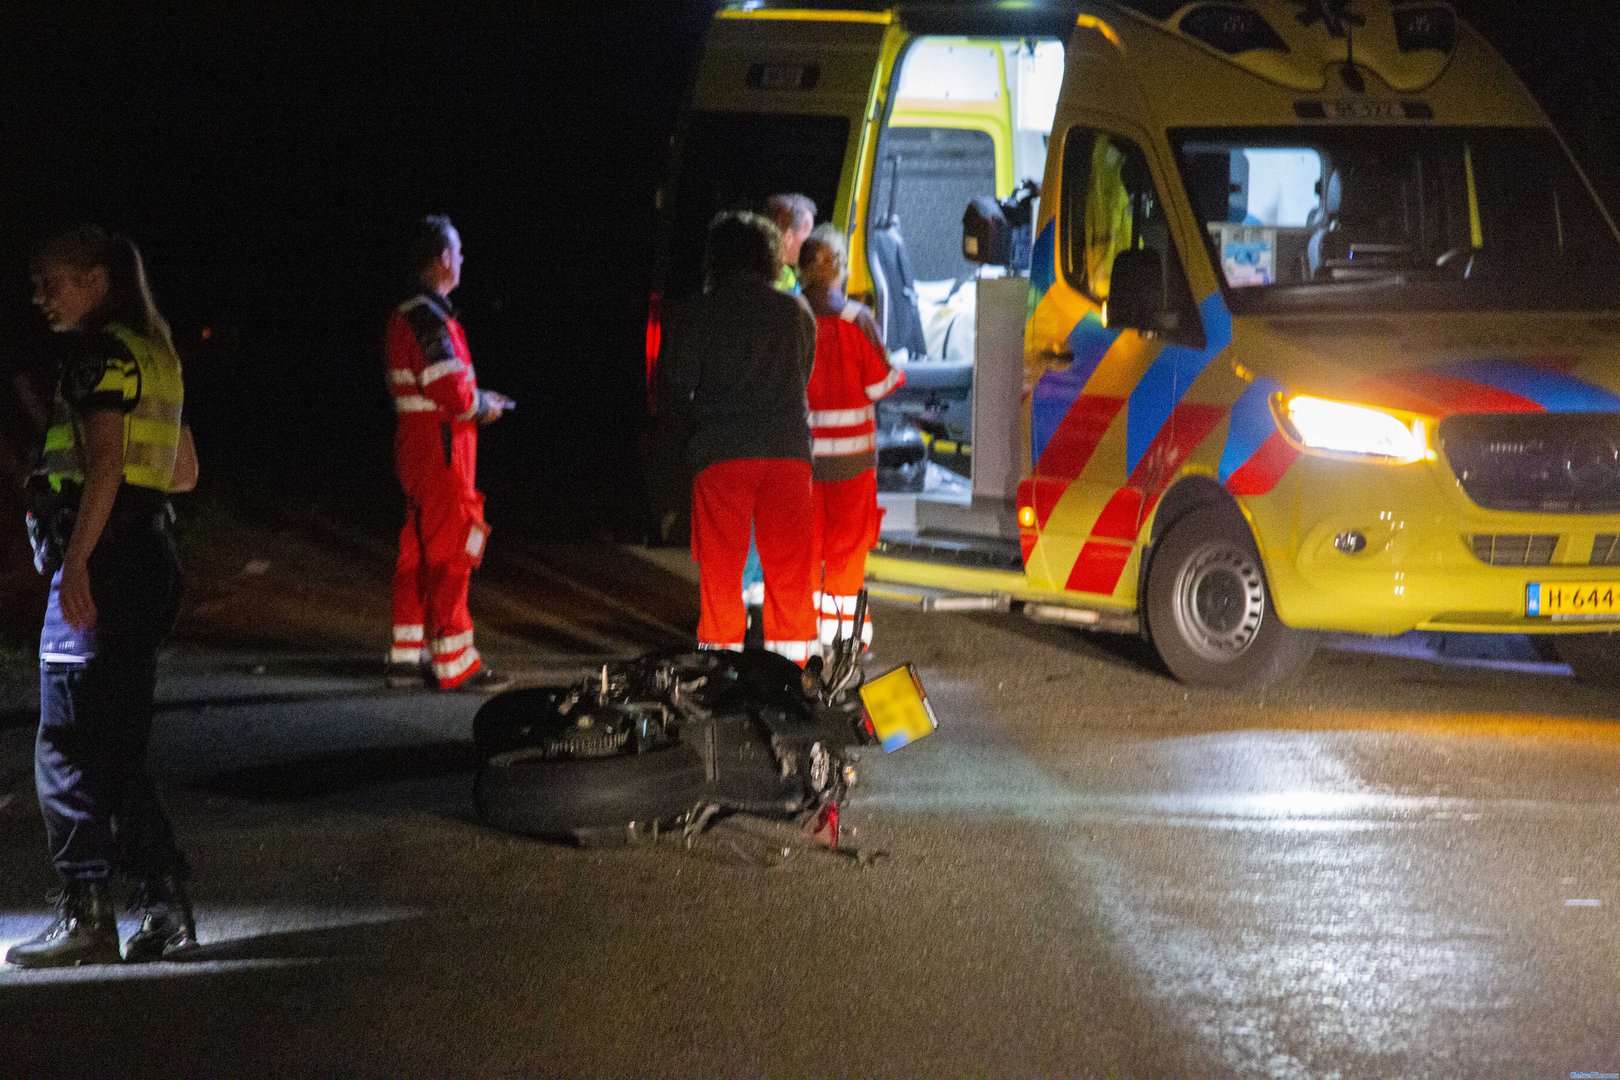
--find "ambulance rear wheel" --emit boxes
[1552,633,1620,688]
[1145,505,1316,688]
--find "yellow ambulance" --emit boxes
[656,0,1620,687]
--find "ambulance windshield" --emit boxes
[1172,126,1620,313]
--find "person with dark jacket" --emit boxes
[659,212,819,663]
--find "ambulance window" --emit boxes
[1059,127,1198,336]
[1170,126,1620,312]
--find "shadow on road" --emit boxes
[962,612,1167,676]
[195,741,477,802]
[174,913,424,965]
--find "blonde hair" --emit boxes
[798,223,848,289]
[33,224,176,352]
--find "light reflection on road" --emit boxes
[858,667,1618,1077]
[0,905,421,984]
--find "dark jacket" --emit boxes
[659,276,817,474]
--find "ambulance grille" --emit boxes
[1441,414,1620,513]
[1592,535,1620,565]
[1468,534,1557,566]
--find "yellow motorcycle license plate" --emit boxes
[1527,581,1620,618]
[860,665,937,752]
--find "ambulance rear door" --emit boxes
[661,9,898,302]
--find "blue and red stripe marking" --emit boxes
[1032,294,1236,595]
[1432,360,1620,413]
[1028,220,1056,312]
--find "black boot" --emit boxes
[123,873,199,962]
[4,881,121,969]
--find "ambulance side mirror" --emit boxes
[1106,248,1175,335]
[962,196,1010,266]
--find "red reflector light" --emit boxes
[644,291,663,387]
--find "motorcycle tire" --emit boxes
[473,742,708,846]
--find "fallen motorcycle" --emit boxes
[472,594,932,846]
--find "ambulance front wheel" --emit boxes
[1145,505,1317,688]
[1552,633,1620,688]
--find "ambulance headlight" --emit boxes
[1276,394,1433,463]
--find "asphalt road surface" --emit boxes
[1,543,1617,1078]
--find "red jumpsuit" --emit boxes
[807,303,903,648]
[386,292,491,689]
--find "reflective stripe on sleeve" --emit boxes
[394,395,439,413]
[420,359,467,386]
[389,369,418,386]
[865,369,903,400]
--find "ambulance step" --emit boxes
[873,533,1023,573]
[1021,602,1139,635]
[865,584,1013,614]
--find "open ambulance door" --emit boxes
[659,10,897,305]
[865,12,1071,572]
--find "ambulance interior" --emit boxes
[869,37,1064,524]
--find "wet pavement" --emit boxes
[1,540,1617,1077]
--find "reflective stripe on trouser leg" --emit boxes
[818,593,873,648]
[391,623,426,665]
[764,638,819,664]
[432,632,481,689]
[393,509,428,660]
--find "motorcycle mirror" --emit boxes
[801,655,826,698]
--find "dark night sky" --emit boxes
[0,1,1617,540]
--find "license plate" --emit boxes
[859,665,938,752]
[1527,581,1620,618]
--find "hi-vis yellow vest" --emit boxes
[41,322,184,493]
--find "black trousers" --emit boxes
[36,520,188,884]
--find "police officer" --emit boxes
[6,225,198,968]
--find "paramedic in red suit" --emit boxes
[798,225,903,649]
[659,211,820,664]
[386,215,514,691]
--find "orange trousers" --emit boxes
[692,458,817,662]
[811,468,878,647]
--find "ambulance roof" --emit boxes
[719,1,1540,127]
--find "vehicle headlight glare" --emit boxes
[1280,395,1431,463]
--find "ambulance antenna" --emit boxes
[1341,12,1365,91]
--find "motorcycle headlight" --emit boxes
[1276,394,1434,464]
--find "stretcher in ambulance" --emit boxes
[657,0,1620,688]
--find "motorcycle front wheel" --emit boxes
[474,744,707,846]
